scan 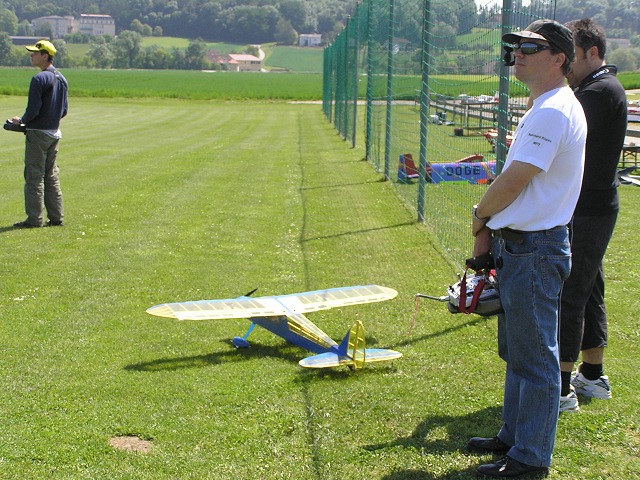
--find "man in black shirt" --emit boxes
[559,18,627,412]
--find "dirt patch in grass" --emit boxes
[109,435,153,453]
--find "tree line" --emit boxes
[0,0,358,45]
[3,0,640,71]
[2,0,640,46]
[0,30,255,70]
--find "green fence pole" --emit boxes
[351,8,360,149]
[322,47,332,122]
[384,0,395,180]
[417,0,431,222]
[365,0,373,162]
[338,33,347,139]
[496,0,513,174]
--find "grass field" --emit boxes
[0,68,323,100]
[0,92,638,479]
[263,45,325,73]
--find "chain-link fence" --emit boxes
[323,0,557,268]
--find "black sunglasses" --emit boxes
[505,42,551,55]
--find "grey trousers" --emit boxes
[24,130,64,226]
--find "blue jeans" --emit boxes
[492,226,571,467]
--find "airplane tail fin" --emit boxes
[298,321,366,369]
[298,321,402,370]
[338,320,366,370]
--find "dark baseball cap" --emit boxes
[502,19,575,62]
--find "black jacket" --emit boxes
[22,67,69,131]
[573,65,627,216]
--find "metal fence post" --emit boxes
[365,0,373,162]
[351,9,360,148]
[496,0,513,174]
[417,0,431,222]
[384,0,395,180]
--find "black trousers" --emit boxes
[559,212,618,363]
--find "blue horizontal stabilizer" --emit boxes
[299,348,402,369]
[298,352,349,369]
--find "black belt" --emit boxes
[492,227,527,244]
[493,226,566,244]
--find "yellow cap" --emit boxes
[25,40,56,56]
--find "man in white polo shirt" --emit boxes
[466,20,587,478]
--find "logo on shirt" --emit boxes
[592,68,610,79]
[528,132,551,146]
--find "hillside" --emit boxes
[58,38,324,73]
[262,45,323,73]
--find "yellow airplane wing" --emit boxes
[146,285,398,321]
[276,285,398,314]
[146,297,288,320]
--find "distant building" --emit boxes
[32,16,74,38]
[299,34,322,47]
[31,13,115,38]
[392,37,411,53]
[76,14,116,36]
[224,54,262,72]
[9,36,44,46]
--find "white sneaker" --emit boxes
[571,371,613,399]
[559,386,580,412]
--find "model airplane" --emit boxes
[146,285,402,370]
[618,166,640,186]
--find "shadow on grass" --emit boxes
[379,468,478,479]
[390,314,491,351]
[124,340,304,372]
[302,220,417,243]
[299,178,386,191]
[366,405,504,479]
[365,405,503,453]
[302,157,370,165]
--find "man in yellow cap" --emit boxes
[10,40,68,228]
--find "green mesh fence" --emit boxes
[323,0,558,269]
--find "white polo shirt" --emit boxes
[487,86,587,232]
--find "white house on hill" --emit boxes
[31,13,115,38]
[299,34,322,47]
[225,54,262,72]
[31,16,74,38]
[77,14,116,36]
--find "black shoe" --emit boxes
[13,221,40,228]
[477,456,548,478]
[468,436,511,454]
[47,220,64,226]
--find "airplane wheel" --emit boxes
[232,337,250,349]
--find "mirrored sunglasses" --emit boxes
[505,42,551,55]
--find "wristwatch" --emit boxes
[473,204,489,223]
